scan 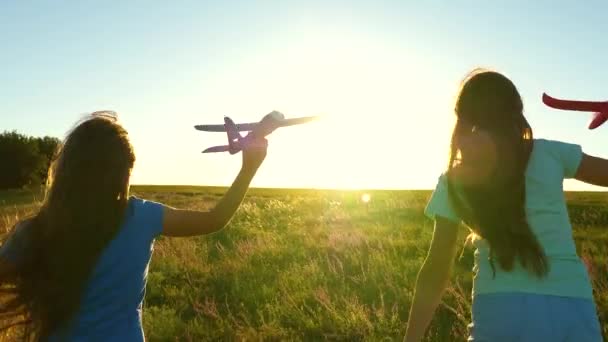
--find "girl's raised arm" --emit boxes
[161,139,267,237]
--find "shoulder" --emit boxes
[0,217,35,265]
[431,172,453,192]
[127,196,165,225]
[13,219,30,231]
[533,138,580,152]
[128,196,164,213]
[532,138,577,158]
[6,218,33,240]
[126,196,165,238]
[531,138,556,153]
[531,139,583,178]
[425,172,461,224]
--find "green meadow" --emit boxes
[1,187,606,341]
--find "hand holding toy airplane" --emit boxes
[195,111,319,154]
[543,93,608,129]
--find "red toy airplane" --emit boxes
[542,93,608,129]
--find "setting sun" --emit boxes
[171,30,459,190]
[3,2,607,341]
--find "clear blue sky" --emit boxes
[2,1,607,190]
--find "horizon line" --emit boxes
[130,184,608,193]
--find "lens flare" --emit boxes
[361,193,371,203]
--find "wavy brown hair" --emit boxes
[447,69,548,277]
[0,114,135,340]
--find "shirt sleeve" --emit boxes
[0,221,30,265]
[555,141,583,179]
[131,197,165,240]
[424,174,461,224]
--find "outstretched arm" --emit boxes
[575,153,608,187]
[404,216,459,342]
[161,138,267,237]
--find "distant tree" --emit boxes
[0,131,60,190]
[35,136,61,184]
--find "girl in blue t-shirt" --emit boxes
[0,113,268,341]
[404,69,604,341]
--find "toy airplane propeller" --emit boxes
[195,111,319,154]
[543,93,608,129]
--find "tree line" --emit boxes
[0,131,61,190]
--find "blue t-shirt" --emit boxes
[0,197,164,341]
[425,139,593,299]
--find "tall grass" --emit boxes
[0,188,606,340]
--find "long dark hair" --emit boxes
[447,69,548,277]
[0,114,135,340]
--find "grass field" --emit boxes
[1,186,607,341]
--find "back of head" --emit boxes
[45,113,134,215]
[2,113,135,339]
[447,69,548,277]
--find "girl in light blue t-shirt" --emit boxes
[405,69,604,342]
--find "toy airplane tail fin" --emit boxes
[224,117,242,154]
[589,112,608,129]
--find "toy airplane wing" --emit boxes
[197,111,319,154]
[202,145,231,153]
[542,93,608,129]
[195,116,319,132]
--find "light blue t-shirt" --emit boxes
[0,197,164,341]
[425,139,594,299]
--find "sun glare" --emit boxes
[361,193,371,203]
[163,29,456,190]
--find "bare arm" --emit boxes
[575,153,608,187]
[162,138,267,237]
[404,216,459,342]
